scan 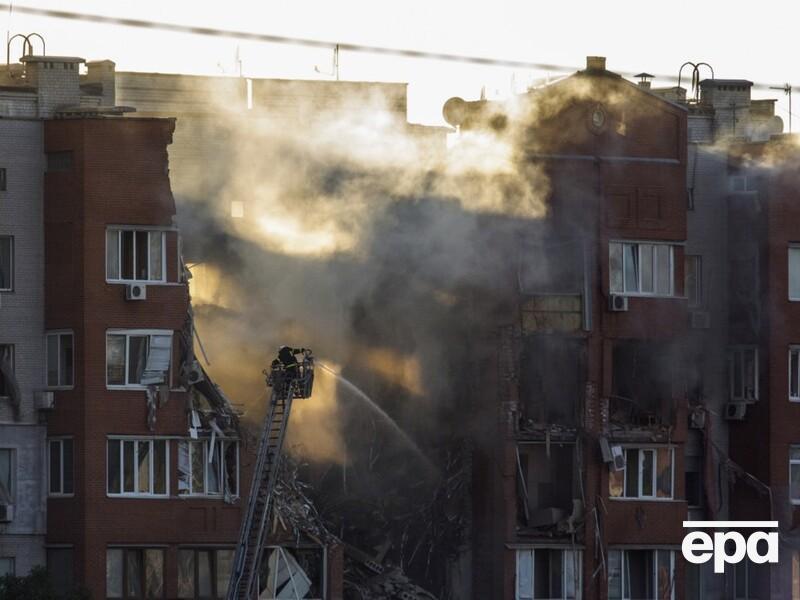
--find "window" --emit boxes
[46,332,74,388]
[106,229,165,282]
[0,344,14,398]
[685,255,703,308]
[793,551,800,600]
[178,439,239,497]
[106,548,164,599]
[791,447,800,505]
[609,241,673,296]
[728,347,758,402]
[685,456,703,509]
[0,557,14,577]
[729,175,758,193]
[46,151,73,172]
[791,347,800,401]
[0,168,6,191]
[261,546,325,600]
[608,549,675,600]
[47,548,74,596]
[608,447,673,500]
[734,559,757,599]
[0,236,12,291]
[0,448,12,501]
[107,439,168,497]
[516,548,581,600]
[106,330,172,388]
[48,438,74,496]
[177,548,235,599]
[791,247,800,301]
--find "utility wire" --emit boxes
[0,3,791,93]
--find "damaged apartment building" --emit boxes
[444,57,800,599]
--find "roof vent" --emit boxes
[636,72,654,89]
[586,56,606,71]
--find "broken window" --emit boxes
[728,347,758,402]
[611,341,677,425]
[0,236,12,291]
[609,241,673,296]
[106,228,166,282]
[46,331,74,388]
[0,344,14,398]
[177,548,235,599]
[519,336,585,425]
[48,438,74,496]
[106,548,164,599]
[106,330,172,387]
[791,347,800,401]
[608,549,675,600]
[516,444,576,527]
[790,247,800,301]
[178,439,238,497]
[106,438,168,497]
[0,449,12,502]
[608,447,673,500]
[684,255,703,308]
[260,546,325,600]
[516,548,581,600]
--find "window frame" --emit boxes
[105,227,168,284]
[790,346,800,402]
[0,343,14,398]
[791,246,800,302]
[178,439,240,498]
[609,240,675,297]
[48,437,74,497]
[790,447,800,506]
[106,437,170,499]
[105,329,173,390]
[46,331,75,390]
[684,255,703,308]
[728,346,759,402]
[0,557,15,577]
[609,447,675,501]
[515,547,582,600]
[106,547,165,599]
[608,548,675,600]
[177,547,236,599]
[0,447,14,501]
[0,235,13,292]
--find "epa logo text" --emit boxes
[682,521,779,574]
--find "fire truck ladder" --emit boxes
[227,350,314,600]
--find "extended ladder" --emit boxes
[227,352,314,600]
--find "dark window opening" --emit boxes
[516,444,577,528]
[611,341,678,426]
[0,168,6,191]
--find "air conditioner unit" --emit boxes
[125,283,147,301]
[725,402,747,421]
[610,445,626,471]
[690,311,711,329]
[689,408,706,429]
[184,361,205,385]
[35,391,54,410]
[0,503,14,522]
[608,294,629,312]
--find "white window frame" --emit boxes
[105,227,167,284]
[790,346,800,402]
[105,329,172,389]
[609,241,675,297]
[106,437,170,499]
[48,437,74,497]
[790,246,800,302]
[608,549,675,600]
[728,346,759,402]
[610,447,674,501]
[515,548,582,600]
[46,331,74,389]
[0,235,13,292]
[179,439,240,498]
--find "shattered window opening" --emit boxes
[0,344,14,398]
[48,438,74,496]
[260,545,325,600]
[178,439,239,497]
[106,438,169,498]
[608,447,673,500]
[106,228,166,283]
[0,236,12,291]
[46,331,74,388]
[728,346,758,402]
[516,443,577,529]
[609,241,674,297]
[177,548,235,599]
[515,548,581,600]
[610,341,677,426]
[106,547,164,599]
[608,549,675,600]
[106,330,173,388]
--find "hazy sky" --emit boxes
[2,0,797,126]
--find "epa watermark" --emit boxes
[682,521,779,573]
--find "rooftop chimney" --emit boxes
[635,73,654,90]
[586,56,606,71]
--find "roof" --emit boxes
[20,55,85,64]
[700,79,753,87]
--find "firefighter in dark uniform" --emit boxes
[270,346,306,393]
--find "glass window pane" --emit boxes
[641,450,654,497]
[792,461,800,501]
[224,442,238,496]
[623,244,638,292]
[0,449,10,495]
[609,468,623,498]
[106,549,123,598]
[49,441,61,494]
[608,550,622,600]
[744,349,757,400]
[138,441,151,494]
[656,551,673,599]
[609,243,623,293]
[625,450,639,498]
[61,334,74,387]
[121,230,134,280]
[123,441,135,493]
[149,232,163,281]
[63,439,73,494]
[791,350,799,399]
[107,335,126,386]
[191,442,205,494]
[177,550,195,599]
[178,441,190,495]
[0,237,12,290]
[47,335,59,387]
[207,442,221,495]
[135,231,149,280]
[107,440,121,494]
[640,244,654,293]
[128,336,148,385]
[656,449,672,498]
[153,440,166,495]
[216,549,234,598]
[198,551,212,597]
[517,550,533,600]
[686,256,701,307]
[655,245,672,295]
[126,549,143,598]
[144,549,163,598]
[106,229,119,280]
[790,248,800,300]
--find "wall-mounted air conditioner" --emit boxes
[0,503,14,522]
[690,311,711,329]
[608,294,629,312]
[689,408,706,429]
[125,283,147,301]
[35,391,54,410]
[725,402,747,421]
[184,361,204,385]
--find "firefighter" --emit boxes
[271,346,306,380]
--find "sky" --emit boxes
[2,0,797,126]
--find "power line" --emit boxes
[0,3,791,93]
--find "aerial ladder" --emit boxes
[227,348,315,600]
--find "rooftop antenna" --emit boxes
[314,43,339,80]
[678,61,714,103]
[6,32,44,77]
[769,83,792,133]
